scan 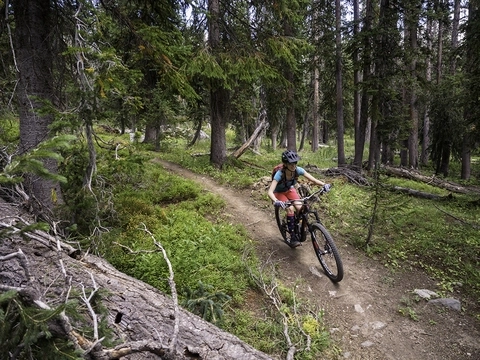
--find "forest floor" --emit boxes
[157,159,480,360]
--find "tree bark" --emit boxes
[421,11,433,166]
[208,0,229,168]
[353,0,373,171]
[335,0,346,166]
[406,1,419,169]
[13,0,63,212]
[352,0,361,162]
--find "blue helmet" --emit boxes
[282,150,300,164]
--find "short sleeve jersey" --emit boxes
[273,166,306,193]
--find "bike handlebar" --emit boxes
[284,185,332,206]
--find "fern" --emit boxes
[181,281,231,324]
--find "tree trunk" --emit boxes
[208,0,228,168]
[144,122,158,143]
[210,87,229,167]
[311,4,320,153]
[406,1,419,169]
[352,0,361,162]
[285,71,296,151]
[421,12,433,166]
[13,0,63,212]
[461,136,471,180]
[312,67,319,152]
[353,0,373,171]
[335,0,346,166]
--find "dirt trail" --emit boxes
[158,159,480,360]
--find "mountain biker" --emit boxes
[267,150,331,247]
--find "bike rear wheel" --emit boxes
[310,222,343,282]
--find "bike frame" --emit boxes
[285,188,326,241]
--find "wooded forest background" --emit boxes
[1,1,480,359]
[1,0,479,215]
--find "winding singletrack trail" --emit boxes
[157,159,480,360]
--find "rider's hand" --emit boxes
[274,200,286,209]
[322,183,332,193]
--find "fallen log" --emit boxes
[383,166,480,195]
[391,186,451,200]
[230,116,267,159]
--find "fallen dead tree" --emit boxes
[304,164,371,186]
[391,186,453,200]
[0,200,274,360]
[383,166,480,195]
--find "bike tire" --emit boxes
[310,222,344,282]
[274,206,288,242]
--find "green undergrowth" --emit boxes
[86,148,331,358]
[325,173,480,303]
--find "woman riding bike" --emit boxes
[267,150,331,247]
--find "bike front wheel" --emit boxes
[274,206,288,242]
[310,223,344,282]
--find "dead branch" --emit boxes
[306,165,371,186]
[245,253,298,360]
[141,223,180,354]
[81,272,101,340]
[0,215,79,256]
[230,111,268,159]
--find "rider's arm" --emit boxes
[268,179,280,202]
[303,171,326,187]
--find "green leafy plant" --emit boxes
[182,281,231,324]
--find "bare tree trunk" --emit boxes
[144,122,158,143]
[285,71,296,151]
[311,4,320,153]
[208,0,229,168]
[421,12,433,166]
[210,87,229,167]
[283,17,296,151]
[312,67,319,152]
[188,116,203,147]
[270,128,278,151]
[407,2,419,169]
[298,112,308,152]
[335,0,346,166]
[452,0,470,180]
[352,0,361,161]
[461,137,471,180]
[13,0,63,212]
[353,0,373,170]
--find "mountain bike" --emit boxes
[274,185,344,282]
